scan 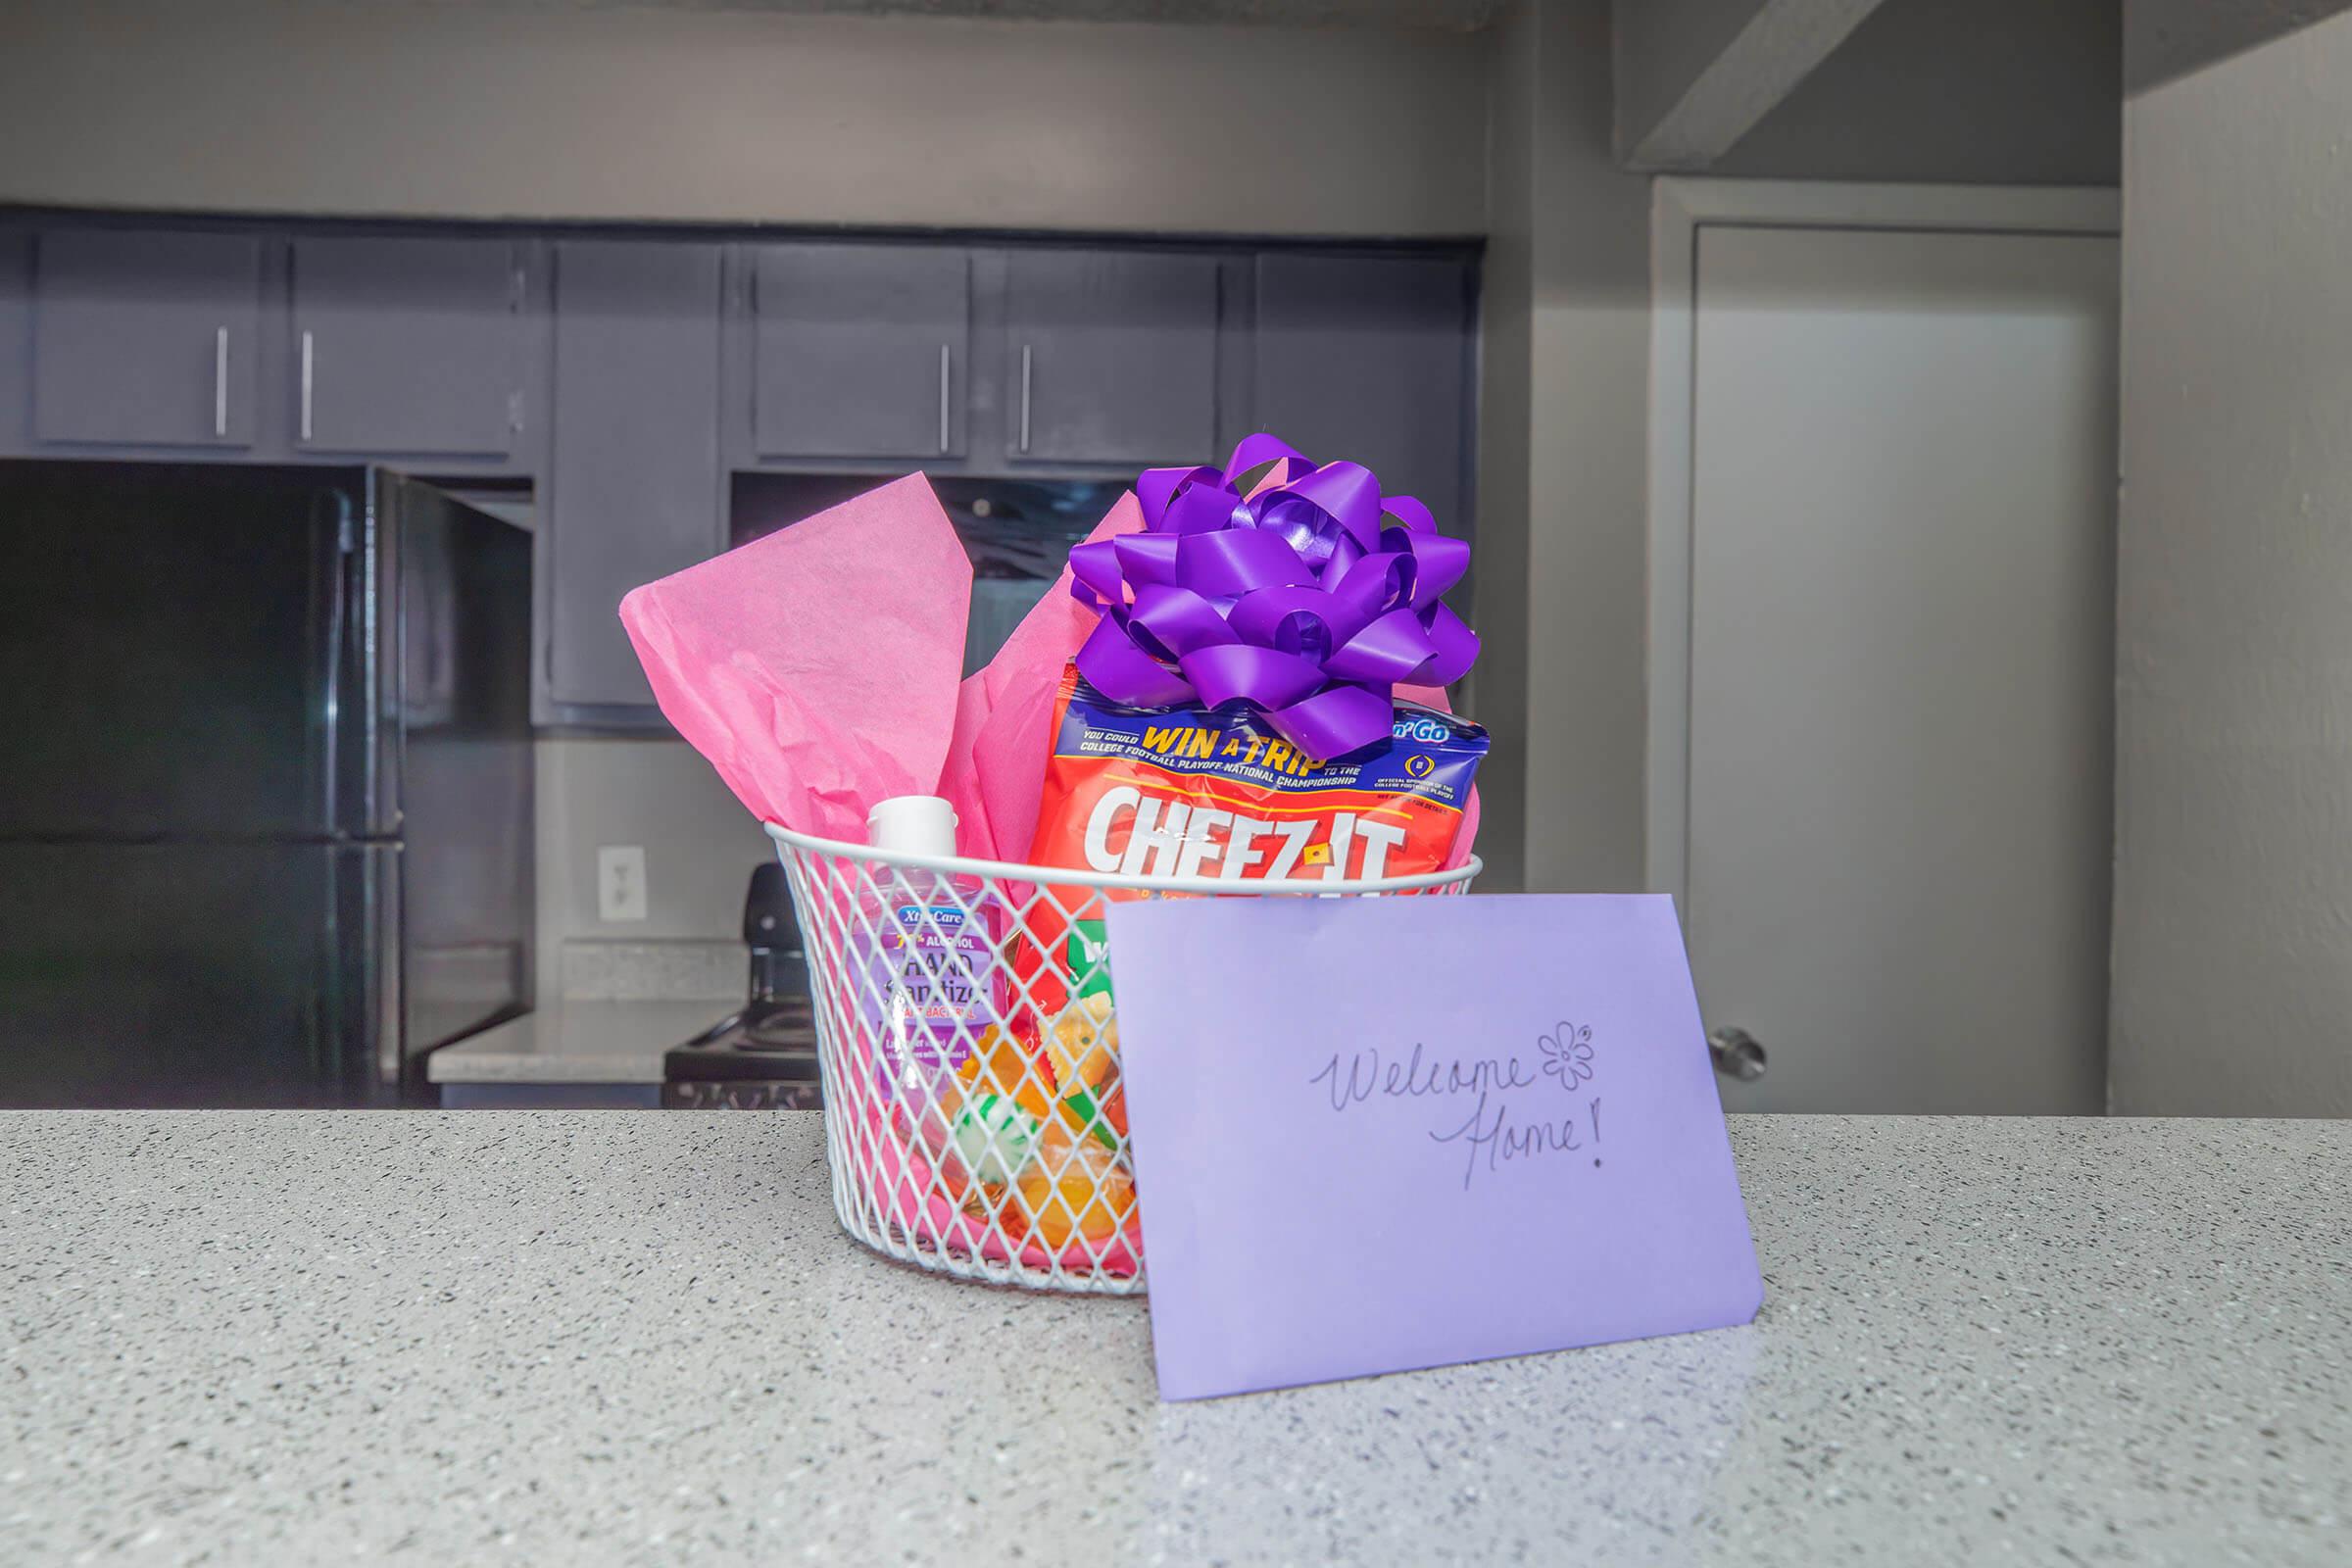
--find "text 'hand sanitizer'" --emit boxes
[858,796,998,1109]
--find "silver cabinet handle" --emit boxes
[1708,1026,1767,1081]
[1018,343,1033,454]
[938,342,951,454]
[299,330,315,442]
[213,326,228,438]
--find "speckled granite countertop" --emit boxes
[3,1114,2345,1566]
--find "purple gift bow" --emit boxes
[1068,435,1478,759]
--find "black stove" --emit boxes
[662,864,823,1109]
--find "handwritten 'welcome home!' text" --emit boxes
[1307,1024,1602,1191]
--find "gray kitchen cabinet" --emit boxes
[1004,250,1218,466]
[30,228,263,449]
[291,235,525,458]
[1251,253,1474,538]
[0,207,1479,730]
[752,243,968,461]
[546,240,722,710]
[0,230,27,452]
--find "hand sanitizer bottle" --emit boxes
[859,796,995,1118]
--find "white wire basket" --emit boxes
[767,820,1482,1296]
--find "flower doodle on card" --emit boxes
[1539,1022,1595,1091]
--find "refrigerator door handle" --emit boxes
[318,491,356,836]
[364,472,397,836]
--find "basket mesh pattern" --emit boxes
[772,829,1475,1295]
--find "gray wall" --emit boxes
[1610,0,1776,162]
[0,0,1487,236]
[1473,1,1536,891]
[531,739,774,1006]
[2110,3,2352,1114]
[1477,0,1652,894]
[2126,0,2352,93]
[1715,0,2122,183]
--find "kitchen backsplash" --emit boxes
[558,939,744,1003]
[534,736,771,1006]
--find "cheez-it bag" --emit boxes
[1015,664,1488,1029]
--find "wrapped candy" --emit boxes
[1012,1123,1136,1250]
[1046,991,1117,1094]
[948,1092,1040,1187]
[1058,1084,1126,1152]
[955,1023,1054,1122]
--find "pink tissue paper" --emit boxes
[620,472,1477,868]
[618,474,969,846]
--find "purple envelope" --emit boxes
[1106,893,1763,1400]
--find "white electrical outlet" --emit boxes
[597,845,648,922]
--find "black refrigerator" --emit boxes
[0,461,533,1106]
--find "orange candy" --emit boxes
[1013,1124,1136,1250]
[955,1024,1054,1122]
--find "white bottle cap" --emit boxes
[865,795,960,858]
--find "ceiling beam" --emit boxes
[1615,0,1891,172]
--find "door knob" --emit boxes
[1708,1026,1767,1081]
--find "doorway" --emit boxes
[1647,181,2121,1113]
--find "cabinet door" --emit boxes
[1004,251,1218,466]
[1251,253,1472,536]
[0,229,27,453]
[292,235,524,458]
[753,244,967,461]
[31,228,262,449]
[547,240,722,708]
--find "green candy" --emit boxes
[1061,1088,1121,1152]
[949,1093,1039,1185]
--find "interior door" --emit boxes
[1004,250,1217,466]
[31,227,262,449]
[291,234,524,458]
[1684,223,2119,1114]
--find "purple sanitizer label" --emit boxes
[864,884,993,1099]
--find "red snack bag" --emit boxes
[1012,664,1487,1041]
